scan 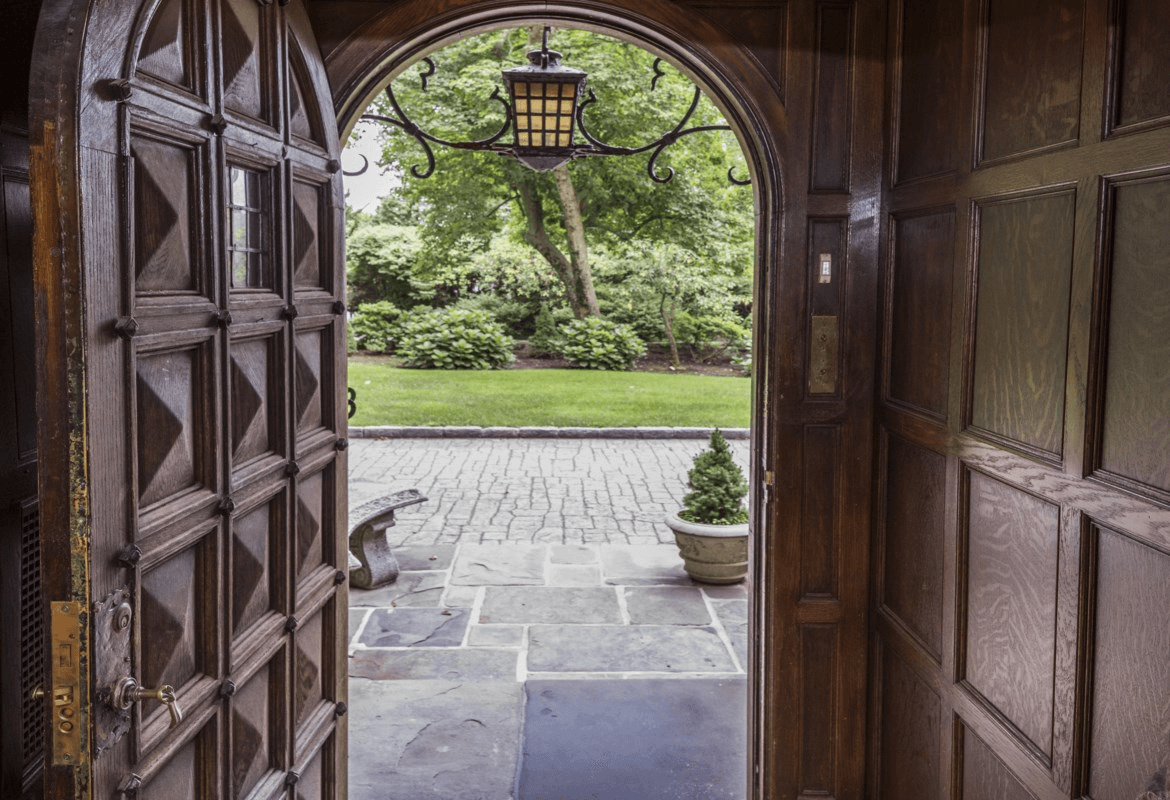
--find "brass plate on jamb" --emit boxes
[809,315,839,394]
[49,601,85,765]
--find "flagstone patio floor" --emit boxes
[346,436,751,800]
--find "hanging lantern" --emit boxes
[501,29,588,171]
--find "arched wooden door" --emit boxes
[30,0,349,797]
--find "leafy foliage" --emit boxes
[395,307,515,369]
[349,27,754,319]
[675,312,750,363]
[529,303,565,356]
[680,429,749,525]
[559,316,645,371]
[351,301,404,352]
[345,221,426,308]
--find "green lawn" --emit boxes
[346,362,751,428]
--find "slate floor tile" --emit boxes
[479,587,621,624]
[349,679,523,800]
[349,648,519,681]
[518,678,746,800]
[527,624,737,672]
[452,544,547,585]
[358,607,470,647]
[393,544,457,571]
[624,586,711,625]
[600,545,690,585]
[711,599,748,668]
[349,571,446,607]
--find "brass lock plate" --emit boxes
[49,601,84,765]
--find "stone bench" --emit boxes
[348,489,428,589]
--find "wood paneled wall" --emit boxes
[874,1,1170,798]
[0,4,44,799]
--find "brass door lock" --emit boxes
[111,678,183,730]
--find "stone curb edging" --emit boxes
[348,426,750,440]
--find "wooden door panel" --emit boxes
[1088,527,1170,800]
[876,1,1170,797]
[32,0,346,796]
[1096,174,1170,498]
[979,0,1083,164]
[963,471,1059,759]
[1111,0,1170,131]
[220,0,270,124]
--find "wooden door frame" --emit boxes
[321,3,792,796]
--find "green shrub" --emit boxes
[559,317,645,371]
[451,294,538,339]
[529,304,567,356]
[680,429,749,525]
[351,301,403,352]
[675,313,750,363]
[395,307,515,370]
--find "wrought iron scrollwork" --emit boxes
[357,48,750,185]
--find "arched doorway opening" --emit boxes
[324,5,787,794]
[339,24,760,797]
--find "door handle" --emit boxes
[111,677,183,730]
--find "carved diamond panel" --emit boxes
[137,347,202,508]
[222,0,264,120]
[141,737,199,800]
[294,611,324,728]
[288,49,323,144]
[295,330,325,432]
[292,181,322,289]
[296,744,324,800]
[296,470,324,579]
[232,665,274,798]
[232,499,277,635]
[132,135,196,294]
[137,0,191,89]
[230,336,276,466]
[141,544,201,695]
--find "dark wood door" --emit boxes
[873,1,1170,797]
[30,0,348,797]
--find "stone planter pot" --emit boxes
[664,512,749,585]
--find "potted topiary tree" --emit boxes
[664,429,750,584]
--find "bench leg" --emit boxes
[348,518,400,589]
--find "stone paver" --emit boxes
[528,624,738,673]
[345,436,752,799]
[479,586,622,624]
[518,678,747,800]
[349,679,523,800]
[350,648,519,681]
[624,586,711,625]
[451,544,546,585]
[350,571,446,607]
[359,607,470,647]
[347,437,749,546]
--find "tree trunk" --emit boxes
[661,294,681,367]
[516,181,586,315]
[552,164,600,317]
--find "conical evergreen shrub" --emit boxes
[680,429,748,525]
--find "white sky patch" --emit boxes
[340,128,400,213]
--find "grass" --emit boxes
[346,362,751,428]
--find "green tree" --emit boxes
[357,27,752,318]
